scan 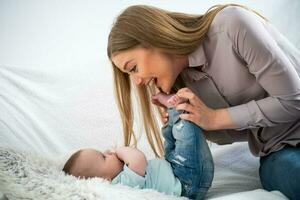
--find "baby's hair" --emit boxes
[62,149,83,175]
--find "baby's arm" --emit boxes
[115,147,147,177]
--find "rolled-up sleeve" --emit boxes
[225,7,300,130]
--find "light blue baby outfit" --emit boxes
[112,108,214,199]
[112,158,182,196]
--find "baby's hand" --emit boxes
[161,108,169,124]
[114,147,147,176]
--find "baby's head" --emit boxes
[62,148,124,181]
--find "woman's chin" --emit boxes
[161,86,172,94]
[156,80,172,94]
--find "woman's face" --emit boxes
[112,46,188,94]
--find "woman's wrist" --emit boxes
[213,108,238,130]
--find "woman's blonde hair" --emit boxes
[107,4,265,157]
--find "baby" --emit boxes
[63,92,214,200]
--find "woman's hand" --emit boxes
[175,87,219,130]
[151,95,169,124]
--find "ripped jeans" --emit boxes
[162,107,214,200]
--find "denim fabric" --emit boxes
[162,107,214,200]
[259,146,300,200]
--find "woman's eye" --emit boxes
[130,65,137,73]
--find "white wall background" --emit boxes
[0,0,300,158]
[1,0,300,73]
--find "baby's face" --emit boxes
[74,148,124,181]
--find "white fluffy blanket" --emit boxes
[0,146,287,200]
[0,148,185,200]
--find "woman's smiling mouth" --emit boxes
[155,78,164,93]
[147,77,157,86]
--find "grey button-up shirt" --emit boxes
[182,6,300,156]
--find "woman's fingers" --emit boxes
[178,113,197,122]
[162,109,169,124]
[175,87,218,130]
[163,117,168,124]
[163,110,168,117]
[177,87,204,106]
[175,102,195,114]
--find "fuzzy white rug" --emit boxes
[0,148,186,200]
[0,145,288,200]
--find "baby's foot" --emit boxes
[152,92,188,108]
[167,94,187,107]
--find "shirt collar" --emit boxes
[188,43,207,68]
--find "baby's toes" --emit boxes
[167,97,175,103]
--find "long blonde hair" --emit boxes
[107,4,265,157]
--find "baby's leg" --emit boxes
[164,108,214,199]
[162,123,175,157]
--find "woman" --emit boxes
[107,3,300,199]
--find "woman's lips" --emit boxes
[154,78,163,92]
[148,78,157,87]
[154,78,161,90]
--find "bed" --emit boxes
[1,0,299,199]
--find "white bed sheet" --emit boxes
[206,142,287,199]
[1,0,299,199]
